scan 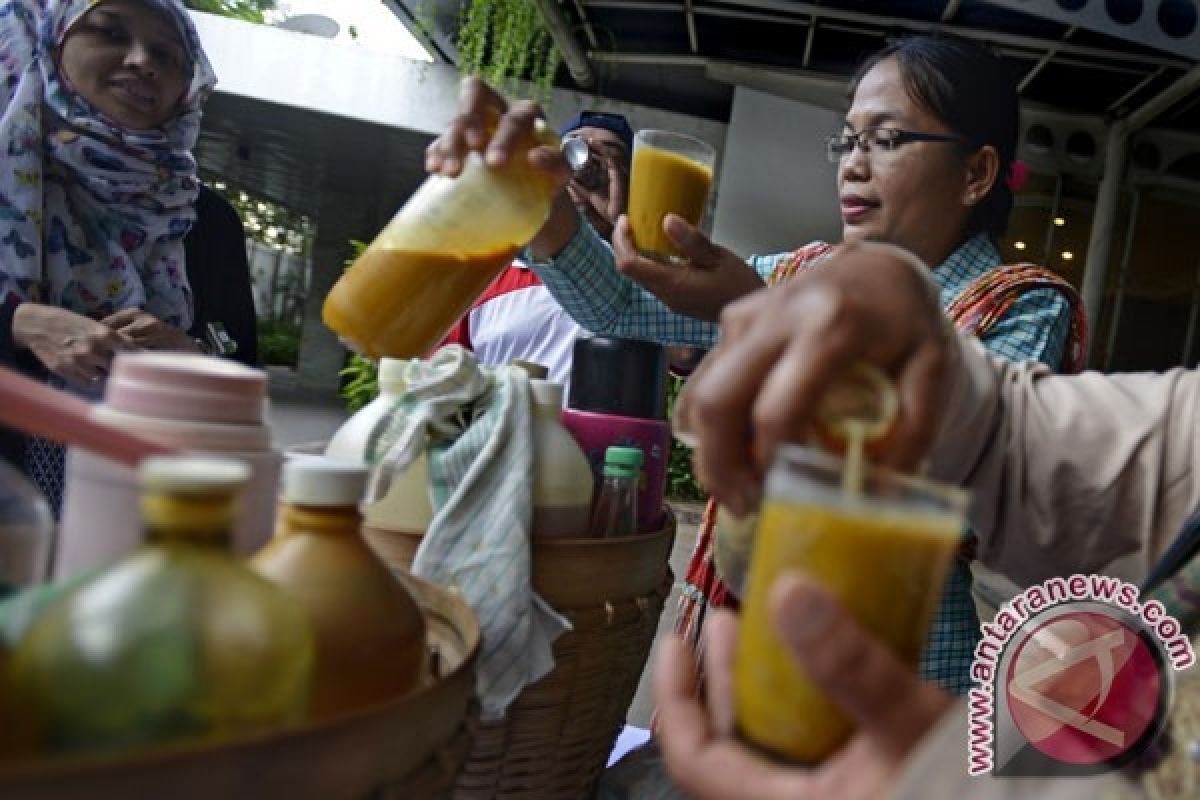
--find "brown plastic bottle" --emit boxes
[252,457,427,718]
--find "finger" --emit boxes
[686,306,790,512]
[878,335,950,471]
[606,161,628,220]
[485,99,543,168]
[768,574,954,750]
[749,292,867,472]
[655,636,815,800]
[100,308,141,327]
[663,215,720,263]
[702,610,740,736]
[528,145,573,186]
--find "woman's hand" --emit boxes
[12,303,136,388]
[101,308,200,353]
[654,574,956,800]
[425,77,577,258]
[611,213,765,321]
[672,242,952,515]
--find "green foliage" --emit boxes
[257,318,300,366]
[665,375,708,503]
[455,0,560,102]
[338,241,381,413]
[183,0,275,24]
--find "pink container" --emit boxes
[55,354,281,580]
[560,408,670,532]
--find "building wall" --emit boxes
[711,87,843,259]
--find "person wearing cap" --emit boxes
[439,111,634,393]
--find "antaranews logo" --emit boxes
[967,574,1195,777]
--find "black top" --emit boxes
[0,184,258,468]
[185,185,258,368]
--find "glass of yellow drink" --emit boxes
[627,130,715,260]
[734,444,968,764]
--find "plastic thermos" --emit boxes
[561,336,670,532]
[56,353,281,580]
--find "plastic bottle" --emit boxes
[12,456,313,756]
[590,446,643,538]
[323,121,561,360]
[325,357,434,540]
[56,353,281,580]
[530,380,594,538]
[252,457,427,719]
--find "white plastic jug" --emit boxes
[530,380,594,538]
[324,358,433,535]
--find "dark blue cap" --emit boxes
[560,111,635,155]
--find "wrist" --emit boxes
[528,192,581,261]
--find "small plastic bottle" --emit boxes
[589,446,643,538]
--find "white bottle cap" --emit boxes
[283,456,369,507]
[140,456,251,494]
[530,379,564,409]
[377,358,409,394]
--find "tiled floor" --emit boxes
[265,371,702,730]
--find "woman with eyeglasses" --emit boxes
[429,34,1086,699]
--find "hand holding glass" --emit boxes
[627,130,715,260]
[733,446,967,763]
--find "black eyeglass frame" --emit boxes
[826,127,964,163]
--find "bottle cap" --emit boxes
[139,456,251,495]
[282,456,369,507]
[377,358,410,393]
[529,379,563,409]
[511,359,549,380]
[603,446,643,478]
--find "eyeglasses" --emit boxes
[826,127,963,164]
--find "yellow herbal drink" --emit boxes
[734,445,966,763]
[627,130,715,260]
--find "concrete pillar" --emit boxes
[295,189,376,393]
[1081,123,1128,366]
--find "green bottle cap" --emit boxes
[603,446,644,478]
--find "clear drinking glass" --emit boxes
[733,445,968,763]
[627,130,716,261]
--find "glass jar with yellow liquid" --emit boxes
[323,121,562,360]
[11,457,313,756]
[734,445,968,763]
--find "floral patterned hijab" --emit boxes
[0,0,216,329]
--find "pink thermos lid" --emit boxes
[105,353,268,425]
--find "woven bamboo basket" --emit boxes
[363,510,676,799]
[0,576,481,800]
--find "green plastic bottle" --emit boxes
[12,456,314,756]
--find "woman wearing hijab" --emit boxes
[0,0,254,506]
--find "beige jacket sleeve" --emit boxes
[927,335,1200,586]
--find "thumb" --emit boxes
[663,214,719,264]
[768,573,953,746]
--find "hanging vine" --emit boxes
[454,0,561,102]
